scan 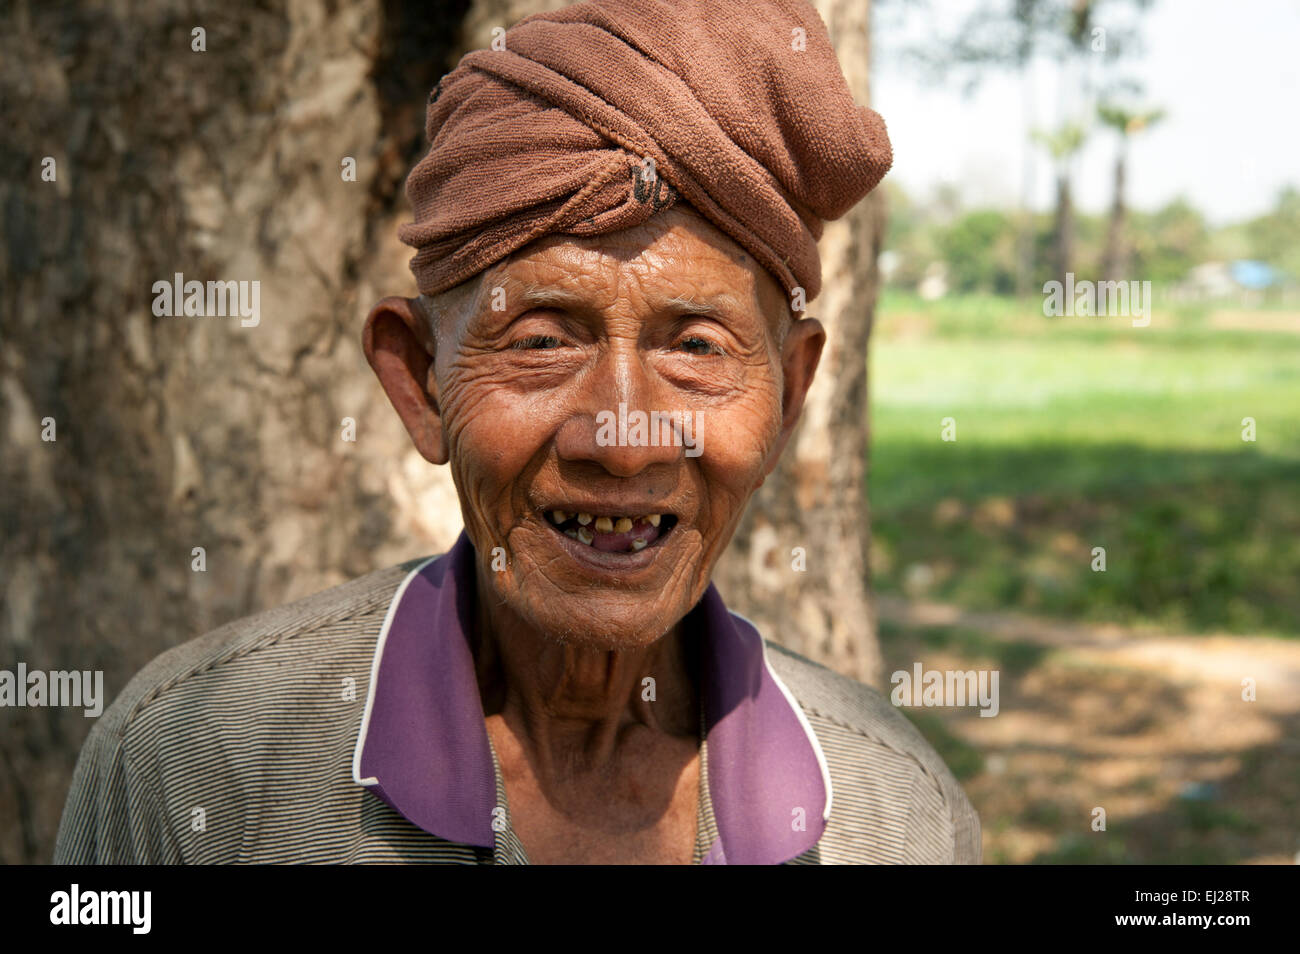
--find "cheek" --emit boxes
[439,381,554,520]
[695,379,784,513]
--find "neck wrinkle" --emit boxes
[471,561,701,772]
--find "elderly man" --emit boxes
[55,0,979,865]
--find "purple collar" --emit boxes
[352,531,830,865]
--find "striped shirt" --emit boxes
[54,533,980,864]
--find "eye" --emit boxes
[675,335,720,356]
[510,334,562,350]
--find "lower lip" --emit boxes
[545,520,669,573]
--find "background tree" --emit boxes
[899,0,1153,291]
[1127,197,1210,282]
[1032,121,1088,285]
[939,209,1020,294]
[1245,187,1300,280]
[1097,100,1164,281]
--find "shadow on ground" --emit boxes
[879,612,1300,864]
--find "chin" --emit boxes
[548,597,686,657]
[502,576,690,651]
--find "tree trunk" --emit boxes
[711,0,885,688]
[1015,64,1037,299]
[1053,172,1074,286]
[1101,148,1128,282]
[0,0,470,864]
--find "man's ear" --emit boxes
[764,316,825,476]
[362,296,449,465]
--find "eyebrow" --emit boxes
[509,282,592,313]
[658,292,749,316]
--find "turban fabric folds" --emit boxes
[399,0,892,303]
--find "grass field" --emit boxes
[870,290,1300,637]
[868,291,1300,863]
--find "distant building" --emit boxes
[878,250,900,285]
[1173,260,1295,305]
[918,261,949,301]
[1229,260,1284,291]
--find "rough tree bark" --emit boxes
[0,0,470,863]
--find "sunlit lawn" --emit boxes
[869,291,1300,637]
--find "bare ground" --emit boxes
[876,595,1300,864]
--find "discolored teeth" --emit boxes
[545,511,666,528]
[546,509,671,552]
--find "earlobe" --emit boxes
[362,296,449,465]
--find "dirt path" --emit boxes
[875,595,1300,864]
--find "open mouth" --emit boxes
[543,509,679,554]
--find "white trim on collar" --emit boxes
[350,556,439,788]
[729,610,835,824]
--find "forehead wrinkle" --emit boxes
[487,258,623,319]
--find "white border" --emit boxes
[351,556,440,787]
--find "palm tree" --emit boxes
[1097,103,1165,281]
[1033,122,1089,287]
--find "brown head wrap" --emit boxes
[400,0,892,303]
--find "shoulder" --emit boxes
[761,639,951,781]
[94,557,426,743]
[761,638,982,864]
[55,557,430,863]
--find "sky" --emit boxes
[871,0,1300,225]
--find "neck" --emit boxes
[472,565,700,771]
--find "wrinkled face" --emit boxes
[426,206,813,650]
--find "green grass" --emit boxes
[880,619,1052,676]
[869,291,1300,637]
[1029,802,1259,864]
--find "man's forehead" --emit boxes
[503,217,760,289]
[468,215,788,322]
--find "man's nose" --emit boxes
[554,346,685,477]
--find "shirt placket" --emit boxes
[486,736,529,864]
